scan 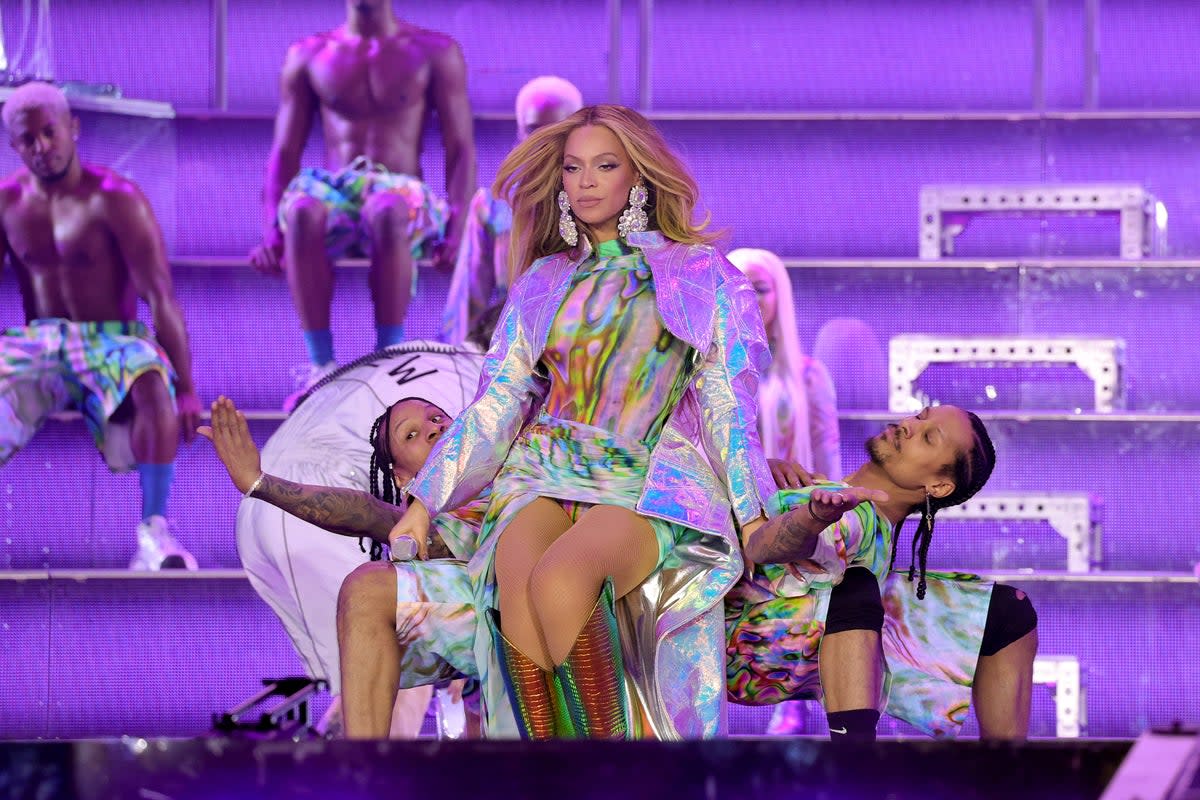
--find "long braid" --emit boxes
[363,407,397,562]
[368,416,384,505]
[904,411,996,600]
[917,523,932,599]
[903,494,934,598]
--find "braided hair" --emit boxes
[889,411,996,599]
[363,404,399,561]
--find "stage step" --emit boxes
[8,113,1200,262]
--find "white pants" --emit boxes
[235,496,432,736]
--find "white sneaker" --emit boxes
[283,361,338,413]
[129,515,198,571]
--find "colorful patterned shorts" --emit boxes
[393,559,479,687]
[725,570,993,738]
[279,156,450,261]
[0,319,175,471]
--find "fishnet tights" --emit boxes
[493,497,660,669]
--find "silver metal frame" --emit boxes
[919,184,1167,260]
[888,334,1126,414]
[937,492,1103,572]
[1033,655,1085,738]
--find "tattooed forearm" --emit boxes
[250,474,404,542]
[745,505,834,565]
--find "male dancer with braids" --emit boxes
[729,405,1039,741]
[206,339,487,736]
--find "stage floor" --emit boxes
[0,737,1131,800]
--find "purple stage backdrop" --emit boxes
[0,0,1198,741]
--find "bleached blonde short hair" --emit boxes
[2,82,71,131]
[515,76,583,126]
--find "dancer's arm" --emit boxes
[249,476,403,542]
[745,485,887,565]
[440,189,496,344]
[198,396,402,541]
[428,37,475,271]
[804,357,843,481]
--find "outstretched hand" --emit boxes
[387,499,431,561]
[196,396,262,494]
[808,485,890,524]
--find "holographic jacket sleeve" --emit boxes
[409,268,547,517]
[693,254,777,528]
[440,188,498,345]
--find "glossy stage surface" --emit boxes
[0,737,1131,800]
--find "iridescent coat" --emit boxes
[408,230,777,738]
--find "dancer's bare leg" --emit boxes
[363,193,416,332]
[388,686,434,738]
[974,628,1038,740]
[819,630,884,713]
[338,561,401,739]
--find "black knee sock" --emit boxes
[826,708,880,744]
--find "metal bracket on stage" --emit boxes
[937,492,1103,572]
[918,184,1168,260]
[1034,656,1085,738]
[888,335,1126,413]
[212,677,328,739]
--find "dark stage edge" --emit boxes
[0,738,1130,800]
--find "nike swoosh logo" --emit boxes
[830,726,848,735]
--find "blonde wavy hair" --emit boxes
[493,104,717,281]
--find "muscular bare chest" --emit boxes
[5,199,112,273]
[308,38,432,118]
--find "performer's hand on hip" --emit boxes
[389,499,431,560]
[768,458,826,489]
[196,396,262,494]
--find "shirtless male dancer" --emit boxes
[251,0,476,407]
[0,82,200,569]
